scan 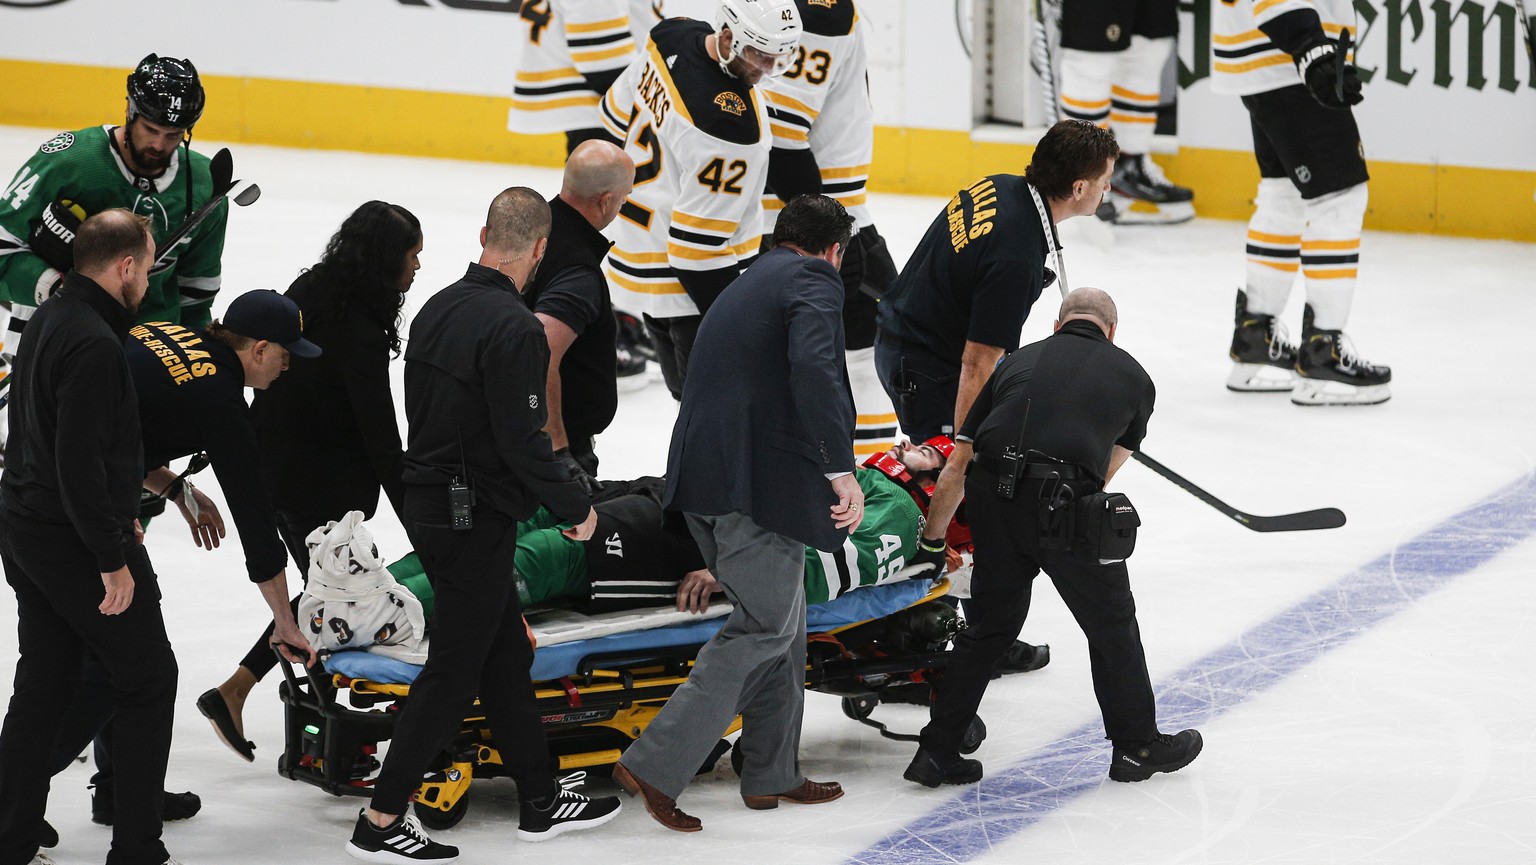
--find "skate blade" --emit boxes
[1107,197,1195,226]
[1226,362,1296,392]
[1291,379,1391,406]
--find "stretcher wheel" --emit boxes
[415,795,469,831]
[960,716,987,755]
[840,694,878,721]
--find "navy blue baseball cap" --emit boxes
[223,289,322,358]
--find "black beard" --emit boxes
[124,131,172,176]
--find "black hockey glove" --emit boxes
[27,198,86,274]
[908,537,949,579]
[1295,29,1363,110]
[554,447,600,497]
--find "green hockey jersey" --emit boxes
[803,467,926,605]
[0,125,228,330]
[389,468,929,615]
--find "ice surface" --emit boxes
[1,126,1533,864]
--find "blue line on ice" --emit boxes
[848,471,1536,864]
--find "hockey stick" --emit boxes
[1031,0,1062,124]
[1132,451,1347,532]
[153,147,261,268]
[1516,0,1535,66]
[1335,27,1353,102]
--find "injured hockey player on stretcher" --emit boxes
[293,440,986,676]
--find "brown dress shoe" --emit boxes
[612,762,702,832]
[742,778,844,810]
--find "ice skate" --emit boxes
[1227,289,1298,392]
[614,309,653,392]
[1098,154,1195,225]
[1293,305,1391,406]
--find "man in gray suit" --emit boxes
[612,195,864,832]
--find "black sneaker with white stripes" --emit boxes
[345,809,458,863]
[517,771,622,842]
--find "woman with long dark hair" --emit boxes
[195,201,423,760]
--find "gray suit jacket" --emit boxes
[664,246,855,552]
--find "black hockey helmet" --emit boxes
[126,53,205,130]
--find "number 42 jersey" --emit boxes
[600,17,770,319]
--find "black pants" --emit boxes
[920,473,1157,755]
[45,653,118,784]
[1061,0,1178,51]
[0,509,176,865]
[1244,84,1369,199]
[838,224,896,351]
[874,335,960,441]
[369,488,558,814]
[642,314,701,401]
[238,509,328,682]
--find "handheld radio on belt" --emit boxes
[994,400,1030,500]
[450,427,474,531]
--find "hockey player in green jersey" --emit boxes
[0,54,228,362]
[387,439,952,616]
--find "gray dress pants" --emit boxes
[616,511,808,799]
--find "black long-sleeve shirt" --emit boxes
[253,276,406,523]
[125,321,287,583]
[402,263,589,524]
[1,272,142,572]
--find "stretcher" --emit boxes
[276,575,983,829]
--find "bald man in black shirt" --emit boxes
[903,287,1202,789]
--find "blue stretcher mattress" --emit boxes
[325,578,934,685]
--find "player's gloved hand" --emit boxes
[27,199,86,274]
[554,447,599,496]
[1295,31,1363,109]
[908,536,949,579]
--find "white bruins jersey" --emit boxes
[761,0,872,231]
[600,18,771,319]
[509,0,664,134]
[1212,0,1356,96]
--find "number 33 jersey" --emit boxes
[600,17,770,319]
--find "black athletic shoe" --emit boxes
[1108,729,1203,782]
[1111,154,1193,204]
[991,640,1051,677]
[1228,289,1298,392]
[517,771,622,842]
[903,747,983,788]
[1293,304,1391,406]
[345,810,458,864]
[90,786,201,825]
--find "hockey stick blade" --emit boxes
[154,179,258,268]
[233,183,261,207]
[1132,451,1346,532]
[208,147,233,197]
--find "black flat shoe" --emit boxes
[196,688,255,762]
